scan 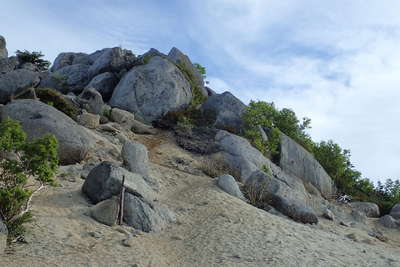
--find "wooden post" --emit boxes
[118,175,126,225]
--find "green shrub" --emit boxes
[15,50,51,71]
[35,88,79,120]
[156,109,216,129]
[0,118,58,240]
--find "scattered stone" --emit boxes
[110,108,135,127]
[346,233,358,242]
[368,231,388,242]
[98,123,120,134]
[350,202,380,218]
[0,219,7,254]
[131,120,157,134]
[339,221,350,227]
[121,140,150,178]
[89,197,119,226]
[78,87,104,115]
[88,231,102,239]
[77,111,100,129]
[379,215,398,228]
[82,161,155,204]
[123,193,176,232]
[217,174,245,200]
[323,208,335,221]
[110,56,192,123]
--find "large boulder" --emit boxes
[77,87,104,115]
[0,69,40,103]
[201,92,247,132]
[52,64,90,93]
[1,99,96,164]
[121,140,150,178]
[88,47,136,78]
[167,47,207,98]
[85,72,118,102]
[350,202,380,218]
[216,174,245,200]
[379,215,398,228]
[82,161,155,204]
[279,133,335,198]
[51,52,89,72]
[0,219,7,254]
[123,193,175,232]
[0,35,7,59]
[109,56,192,123]
[390,204,400,219]
[270,194,318,224]
[0,56,18,74]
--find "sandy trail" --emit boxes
[1,132,400,267]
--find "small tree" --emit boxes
[0,118,58,240]
[15,50,51,71]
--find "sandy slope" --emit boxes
[1,132,400,267]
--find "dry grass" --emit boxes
[245,179,270,207]
[199,155,242,182]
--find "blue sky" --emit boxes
[2,0,400,182]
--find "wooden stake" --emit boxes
[118,175,126,225]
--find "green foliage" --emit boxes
[0,118,58,239]
[15,50,51,71]
[157,109,216,129]
[142,54,154,65]
[35,88,79,120]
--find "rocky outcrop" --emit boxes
[0,56,18,74]
[1,99,96,164]
[52,64,90,93]
[0,219,7,254]
[51,52,89,72]
[86,72,118,101]
[217,174,245,200]
[167,47,208,98]
[82,161,155,204]
[123,193,176,232]
[77,111,100,129]
[0,69,40,103]
[279,133,335,198]
[350,202,380,218]
[109,56,192,123]
[0,35,7,59]
[201,92,247,133]
[109,108,135,126]
[77,87,104,115]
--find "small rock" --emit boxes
[171,235,183,240]
[110,108,135,126]
[77,111,100,129]
[379,214,398,228]
[323,208,335,221]
[89,197,119,226]
[88,231,102,239]
[346,233,358,242]
[216,174,245,200]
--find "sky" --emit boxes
[2,0,400,182]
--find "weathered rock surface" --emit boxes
[130,120,157,135]
[123,193,175,232]
[217,174,245,200]
[279,133,335,198]
[201,92,246,132]
[110,108,135,127]
[86,72,118,102]
[1,99,97,164]
[379,215,398,228]
[121,140,150,178]
[351,210,367,224]
[0,69,40,103]
[0,56,18,74]
[82,161,155,204]
[167,47,207,97]
[110,56,192,123]
[52,64,90,93]
[51,52,89,72]
[78,87,104,114]
[174,126,219,154]
[77,111,100,129]
[90,197,119,226]
[271,194,318,224]
[323,208,335,220]
[350,202,380,218]
[0,219,7,254]
[390,203,400,219]
[0,35,7,59]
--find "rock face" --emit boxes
[217,174,245,200]
[390,204,400,219]
[51,52,89,72]
[123,193,176,232]
[279,133,335,198]
[379,215,398,228]
[1,99,96,164]
[110,108,135,126]
[350,202,380,218]
[0,69,40,103]
[82,161,155,204]
[110,56,192,123]
[0,35,7,59]
[90,197,119,226]
[52,64,90,93]
[0,56,18,74]
[77,111,100,129]
[271,195,318,224]
[86,72,118,102]
[0,219,7,254]
[167,47,207,98]
[78,87,104,114]
[121,140,150,178]
[201,92,247,132]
